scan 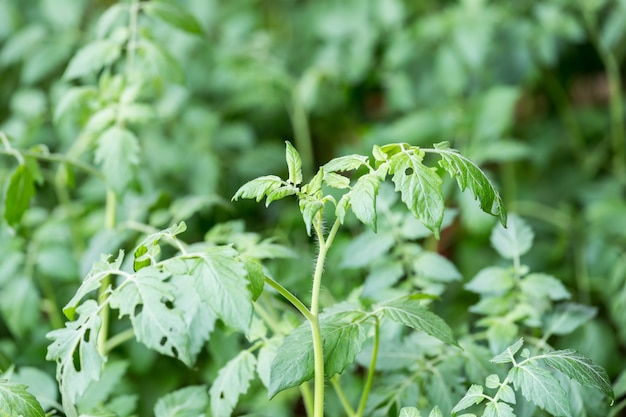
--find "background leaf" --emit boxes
[142,2,204,35]
[4,164,35,227]
[154,385,209,417]
[210,350,257,417]
[490,214,533,260]
[0,380,45,417]
[95,127,140,195]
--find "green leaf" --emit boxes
[340,230,395,268]
[399,407,421,417]
[63,251,124,320]
[388,147,444,237]
[241,257,266,301]
[299,195,324,236]
[95,127,140,195]
[540,350,614,402]
[350,173,381,231]
[543,303,597,336]
[142,1,204,35]
[490,214,533,260]
[0,380,45,417]
[46,300,104,417]
[269,310,367,398]
[265,185,297,206]
[323,172,351,189]
[520,273,570,301]
[323,154,369,172]
[9,367,59,412]
[285,141,303,186]
[451,385,485,414]
[509,362,570,416]
[64,40,122,80]
[4,164,35,227]
[429,407,443,417]
[257,338,281,390]
[490,338,524,364]
[210,350,257,417]
[53,86,97,122]
[482,401,515,417]
[379,298,458,347]
[0,276,40,337]
[433,144,506,226]
[190,247,252,333]
[154,386,209,417]
[413,252,461,282]
[232,175,283,202]
[465,267,514,295]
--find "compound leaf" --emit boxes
[285,141,303,186]
[509,362,570,416]
[108,266,192,365]
[210,350,257,417]
[323,154,369,172]
[142,2,203,34]
[4,164,35,227]
[388,148,444,237]
[483,401,515,417]
[399,407,421,417]
[433,143,506,226]
[350,173,381,231]
[46,300,104,417]
[269,310,367,398]
[540,350,614,402]
[379,298,458,347]
[0,380,45,417]
[490,338,524,364]
[95,127,140,195]
[154,385,209,417]
[232,175,283,203]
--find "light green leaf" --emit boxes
[389,148,444,237]
[340,230,395,268]
[399,406,421,417]
[433,144,507,226]
[95,127,140,195]
[64,40,122,80]
[486,374,500,389]
[190,247,252,333]
[4,164,35,227]
[210,350,257,417]
[350,173,380,231]
[265,185,297,206]
[490,214,533,260]
[285,141,303,186]
[482,401,515,417]
[465,267,514,295]
[540,350,614,402]
[543,303,597,336]
[451,384,485,414]
[142,1,204,35]
[232,175,283,202]
[509,362,570,416]
[429,406,443,417]
[323,154,369,172]
[46,300,104,417]
[413,252,461,282]
[77,360,128,409]
[490,338,524,364]
[154,385,209,417]
[0,276,40,337]
[97,4,128,38]
[257,338,281,390]
[323,172,351,189]
[299,195,324,236]
[63,251,124,320]
[498,384,516,405]
[9,367,58,412]
[269,310,367,398]
[520,273,570,300]
[379,298,458,347]
[0,380,45,417]
[108,266,192,365]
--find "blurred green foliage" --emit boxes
[1,0,626,416]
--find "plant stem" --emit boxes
[289,87,314,179]
[331,376,356,417]
[105,327,135,353]
[309,217,341,417]
[264,276,313,321]
[301,381,315,417]
[98,190,117,356]
[356,318,380,417]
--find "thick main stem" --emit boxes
[310,218,341,417]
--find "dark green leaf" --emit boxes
[4,164,35,227]
[433,145,506,226]
[285,141,303,186]
[210,350,257,417]
[142,2,204,35]
[154,385,209,417]
[379,298,458,347]
[350,173,380,231]
[509,362,570,416]
[95,127,140,195]
[388,147,444,237]
[242,257,266,301]
[269,310,367,398]
[490,214,532,260]
[0,380,45,417]
[232,175,283,202]
[540,350,614,402]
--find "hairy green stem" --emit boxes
[310,217,341,417]
[289,87,314,179]
[264,276,313,321]
[356,319,380,417]
[97,190,117,356]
